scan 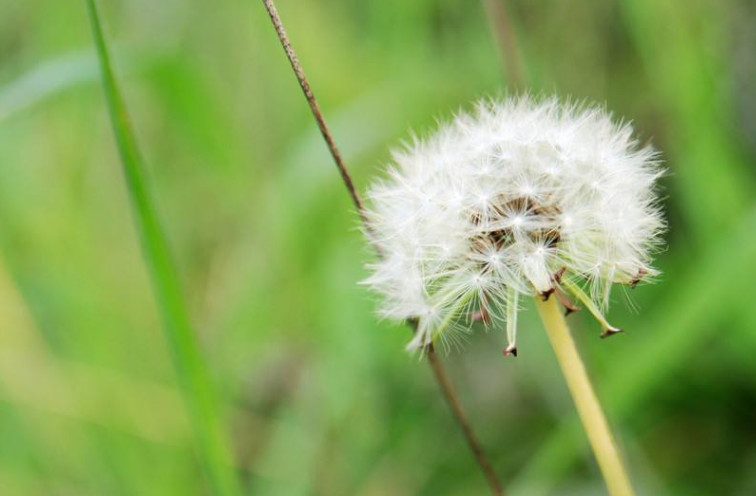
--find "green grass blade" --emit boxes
[84,2,241,495]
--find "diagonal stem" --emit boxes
[426,342,504,496]
[259,0,368,228]
[535,296,636,496]
[259,1,503,494]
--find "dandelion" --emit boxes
[364,96,665,353]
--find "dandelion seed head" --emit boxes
[364,97,666,350]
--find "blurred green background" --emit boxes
[1,0,755,495]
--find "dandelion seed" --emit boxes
[364,96,665,352]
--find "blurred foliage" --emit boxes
[1,0,755,495]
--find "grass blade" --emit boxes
[84,2,241,494]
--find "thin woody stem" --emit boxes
[426,341,504,496]
[259,1,503,494]
[259,0,368,227]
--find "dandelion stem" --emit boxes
[85,2,240,495]
[259,1,503,493]
[535,296,636,496]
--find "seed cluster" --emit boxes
[364,98,665,352]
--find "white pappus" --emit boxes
[363,97,665,353]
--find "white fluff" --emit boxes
[364,97,665,352]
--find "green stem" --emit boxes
[84,2,240,495]
[535,297,635,496]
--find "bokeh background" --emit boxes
[1,0,755,495]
